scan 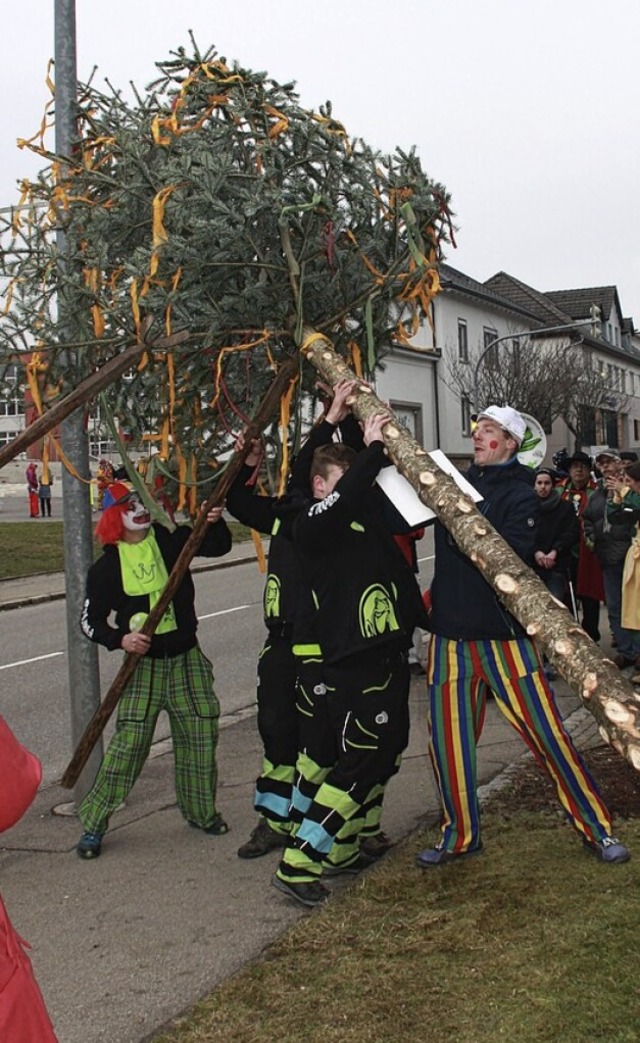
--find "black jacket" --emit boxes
[293,442,424,665]
[582,484,639,567]
[430,457,539,641]
[80,520,231,657]
[534,490,580,573]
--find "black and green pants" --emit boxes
[252,632,298,833]
[277,650,410,883]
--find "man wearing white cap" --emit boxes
[417,405,629,868]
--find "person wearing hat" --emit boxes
[77,480,232,859]
[583,451,640,670]
[558,451,604,641]
[416,406,628,868]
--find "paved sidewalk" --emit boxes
[0,567,605,1043]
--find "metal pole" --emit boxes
[471,319,595,412]
[54,0,103,805]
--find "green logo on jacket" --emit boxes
[264,574,281,618]
[358,584,399,638]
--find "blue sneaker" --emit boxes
[583,836,630,864]
[76,831,103,860]
[416,842,483,868]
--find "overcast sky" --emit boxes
[3,1,639,323]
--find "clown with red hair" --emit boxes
[77,480,232,860]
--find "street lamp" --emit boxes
[472,319,597,412]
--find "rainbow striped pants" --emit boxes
[427,634,612,853]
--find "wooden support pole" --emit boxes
[61,356,298,788]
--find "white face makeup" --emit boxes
[121,496,151,532]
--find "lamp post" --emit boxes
[471,319,597,413]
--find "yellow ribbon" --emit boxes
[250,529,267,573]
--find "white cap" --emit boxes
[477,405,527,446]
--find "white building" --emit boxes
[375,264,640,465]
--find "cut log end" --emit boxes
[456,498,473,514]
[603,698,634,726]
[473,525,488,536]
[554,639,573,656]
[582,672,598,699]
[598,725,611,745]
[419,471,436,487]
[628,745,640,772]
[415,448,428,457]
[495,573,519,595]
[526,622,540,636]
[385,425,400,439]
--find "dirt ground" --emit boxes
[485,744,640,819]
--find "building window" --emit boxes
[634,419,640,442]
[0,431,18,447]
[483,327,498,349]
[461,395,472,437]
[89,439,117,459]
[483,327,499,370]
[457,320,468,363]
[0,363,24,418]
[389,402,423,444]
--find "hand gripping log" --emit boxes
[0,320,189,471]
[61,356,299,788]
[300,326,640,771]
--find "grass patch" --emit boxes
[153,813,640,1043]
[0,522,67,578]
[0,520,253,580]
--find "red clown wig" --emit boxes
[94,481,134,545]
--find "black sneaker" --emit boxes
[188,813,229,836]
[271,874,329,908]
[360,831,394,860]
[237,819,288,859]
[322,852,375,876]
[76,831,103,860]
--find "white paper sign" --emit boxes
[375,449,482,525]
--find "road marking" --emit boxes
[0,651,65,671]
[198,604,252,621]
[0,605,254,667]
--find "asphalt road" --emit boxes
[0,534,436,785]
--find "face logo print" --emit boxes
[358,584,400,638]
[264,575,281,618]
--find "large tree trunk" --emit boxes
[301,327,640,771]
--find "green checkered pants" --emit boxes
[79,645,221,835]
